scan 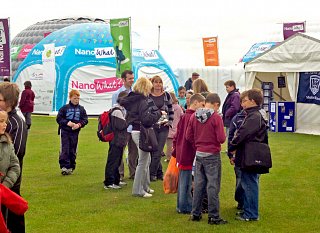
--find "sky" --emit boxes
[3,0,320,68]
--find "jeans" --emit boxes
[131,131,151,196]
[177,169,192,213]
[127,134,138,179]
[241,170,260,219]
[192,154,221,219]
[234,166,244,208]
[150,126,169,178]
[104,143,124,186]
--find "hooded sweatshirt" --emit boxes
[186,108,226,155]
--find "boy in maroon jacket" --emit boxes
[186,93,227,225]
[173,93,205,214]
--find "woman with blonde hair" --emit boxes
[121,77,164,198]
[192,78,209,97]
[147,75,174,181]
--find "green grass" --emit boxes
[22,116,320,233]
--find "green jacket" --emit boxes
[0,134,20,188]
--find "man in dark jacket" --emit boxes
[56,90,88,175]
[222,80,240,136]
[184,72,200,91]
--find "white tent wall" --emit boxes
[174,66,245,107]
[245,33,320,135]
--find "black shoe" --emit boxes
[150,176,157,182]
[236,210,244,216]
[157,176,163,181]
[189,215,202,221]
[237,203,244,210]
[208,218,228,225]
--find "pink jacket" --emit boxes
[168,103,184,138]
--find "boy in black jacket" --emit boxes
[56,90,88,175]
[104,91,129,189]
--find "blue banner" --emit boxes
[297,72,320,105]
[242,42,277,63]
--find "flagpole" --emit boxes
[158,25,160,51]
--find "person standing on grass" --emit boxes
[112,70,137,181]
[56,90,88,176]
[165,92,183,163]
[186,93,227,225]
[0,82,27,233]
[121,77,163,198]
[148,76,174,182]
[222,80,240,137]
[19,81,35,130]
[173,93,205,214]
[104,91,129,190]
[230,89,268,222]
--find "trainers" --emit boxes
[236,210,244,216]
[150,176,157,182]
[104,184,122,190]
[66,168,73,175]
[189,215,202,221]
[235,216,259,221]
[142,193,152,198]
[147,189,154,194]
[119,181,127,186]
[61,167,68,175]
[208,218,228,225]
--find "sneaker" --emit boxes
[164,159,170,162]
[104,184,122,190]
[147,189,154,194]
[61,167,68,175]
[66,168,73,175]
[208,218,228,225]
[235,216,259,221]
[189,215,202,221]
[142,193,152,198]
[119,181,127,186]
[236,210,244,216]
[150,176,157,182]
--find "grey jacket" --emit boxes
[0,134,20,188]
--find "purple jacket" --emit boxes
[19,87,35,113]
[222,89,240,127]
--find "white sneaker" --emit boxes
[119,181,127,186]
[67,168,73,175]
[61,167,68,175]
[147,189,155,194]
[104,184,122,190]
[142,193,152,198]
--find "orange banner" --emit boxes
[202,37,219,66]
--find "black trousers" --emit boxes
[104,143,124,186]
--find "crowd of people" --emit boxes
[0,69,269,231]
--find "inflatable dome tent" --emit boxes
[11,17,107,76]
[13,23,178,114]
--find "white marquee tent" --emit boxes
[245,33,320,135]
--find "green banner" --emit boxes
[11,45,22,60]
[110,18,132,78]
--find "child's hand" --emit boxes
[72,124,80,130]
[67,121,75,127]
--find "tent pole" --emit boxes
[158,25,160,51]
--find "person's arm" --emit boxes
[225,93,240,118]
[214,114,226,144]
[56,106,68,126]
[166,93,174,126]
[139,99,161,127]
[112,109,128,131]
[2,144,20,188]
[19,91,26,109]
[78,106,88,128]
[185,115,195,147]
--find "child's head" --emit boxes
[169,92,178,104]
[117,91,128,104]
[0,83,20,112]
[178,86,186,98]
[24,81,32,88]
[189,93,205,110]
[240,88,262,109]
[69,90,80,105]
[205,93,221,112]
[185,90,194,108]
[0,110,8,135]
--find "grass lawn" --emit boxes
[21,116,320,233]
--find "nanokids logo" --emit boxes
[71,77,123,94]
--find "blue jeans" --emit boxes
[234,166,244,208]
[177,169,192,213]
[241,170,260,219]
[192,154,221,219]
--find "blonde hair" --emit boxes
[192,78,209,94]
[0,111,11,143]
[69,90,80,98]
[133,77,153,97]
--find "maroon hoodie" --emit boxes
[186,108,226,155]
[19,86,35,113]
[172,109,196,170]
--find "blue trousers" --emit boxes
[59,129,79,169]
[177,169,192,213]
[241,170,260,219]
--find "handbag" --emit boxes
[242,141,272,174]
[163,156,179,194]
[139,124,158,152]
